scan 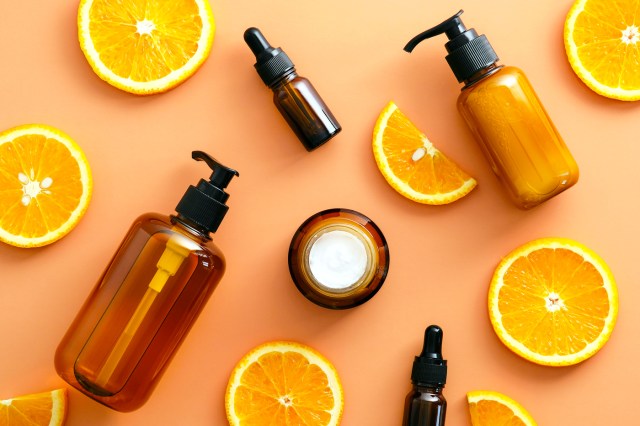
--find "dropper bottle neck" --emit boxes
[268,68,298,89]
[413,384,444,393]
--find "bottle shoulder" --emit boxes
[464,65,528,89]
[458,65,534,105]
[127,213,224,259]
[407,387,446,403]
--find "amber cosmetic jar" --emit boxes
[288,208,390,309]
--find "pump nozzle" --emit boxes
[404,10,467,52]
[175,151,239,235]
[192,150,239,190]
[404,10,499,83]
[410,324,447,386]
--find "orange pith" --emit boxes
[0,124,92,248]
[489,238,618,366]
[225,341,343,426]
[0,388,67,426]
[372,102,476,204]
[78,0,215,94]
[565,0,640,100]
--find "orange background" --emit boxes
[0,0,638,424]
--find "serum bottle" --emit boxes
[404,11,579,209]
[55,151,239,412]
[244,27,341,151]
[403,325,447,426]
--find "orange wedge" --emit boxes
[565,0,640,100]
[0,124,92,248]
[467,390,537,426]
[489,238,618,366]
[372,101,476,204]
[225,341,344,426]
[0,388,67,426]
[78,0,215,94]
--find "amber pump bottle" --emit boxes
[55,151,239,412]
[403,325,447,426]
[244,27,341,151]
[404,10,579,209]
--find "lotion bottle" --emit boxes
[404,10,579,209]
[55,151,239,412]
[403,325,447,426]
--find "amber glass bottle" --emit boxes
[457,65,579,209]
[403,325,447,426]
[405,11,579,209]
[55,151,238,412]
[244,27,341,151]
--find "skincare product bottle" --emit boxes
[404,10,579,209]
[288,208,389,309]
[55,151,239,412]
[403,325,447,426]
[244,27,341,151]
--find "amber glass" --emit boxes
[288,208,389,309]
[403,386,446,426]
[271,72,341,151]
[54,213,225,412]
[457,65,579,209]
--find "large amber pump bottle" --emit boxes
[55,151,238,412]
[405,10,579,209]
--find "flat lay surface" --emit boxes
[1,0,639,424]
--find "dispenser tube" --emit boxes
[94,233,190,388]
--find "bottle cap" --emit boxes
[174,151,239,234]
[410,325,447,386]
[244,27,295,87]
[404,10,499,83]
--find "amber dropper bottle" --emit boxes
[244,27,341,151]
[403,325,447,426]
[405,10,579,209]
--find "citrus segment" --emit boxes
[78,0,215,94]
[489,238,618,366]
[467,390,537,426]
[0,125,92,248]
[372,101,476,204]
[565,0,640,100]
[0,388,67,426]
[225,341,344,426]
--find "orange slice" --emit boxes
[78,0,215,94]
[0,124,93,248]
[225,341,344,426]
[372,101,476,204]
[467,390,537,426]
[0,388,68,426]
[564,0,640,100]
[489,238,618,366]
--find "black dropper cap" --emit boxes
[410,325,447,387]
[174,151,239,235]
[404,10,499,83]
[244,27,295,87]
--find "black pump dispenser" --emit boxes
[244,27,295,87]
[411,325,447,386]
[174,151,239,235]
[404,10,499,83]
